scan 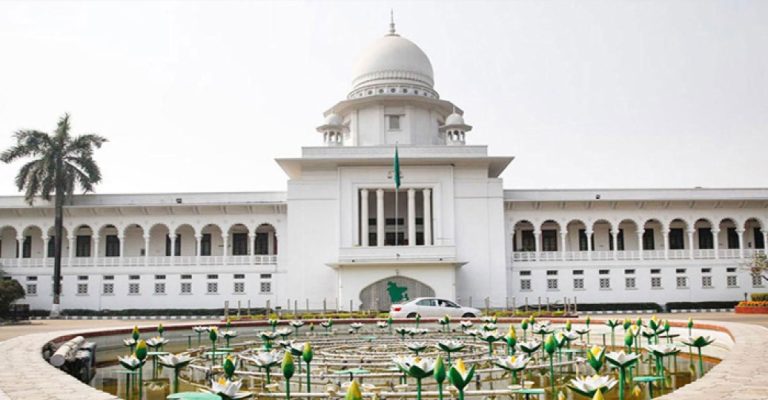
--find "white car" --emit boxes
[389,297,481,319]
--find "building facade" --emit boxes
[1,24,766,312]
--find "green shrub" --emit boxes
[751,293,768,302]
[0,279,25,317]
[665,301,739,311]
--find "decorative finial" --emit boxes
[389,9,396,35]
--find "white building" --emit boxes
[1,23,766,312]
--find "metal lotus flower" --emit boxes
[568,374,617,398]
[532,323,554,335]
[459,320,474,329]
[605,351,640,368]
[118,354,142,371]
[393,355,435,379]
[682,335,715,376]
[345,380,363,400]
[406,342,428,355]
[223,355,237,380]
[517,340,542,356]
[448,358,475,400]
[158,353,193,368]
[377,321,389,329]
[436,339,465,352]
[586,345,606,373]
[211,377,250,400]
[276,327,293,338]
[495,354,530,372]
[350,322,364,331]
[146,336,169,349]
[259,331,279,341]
[482,323,497,331]
[289,320,304,328]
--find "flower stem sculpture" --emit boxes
[520,319,529,341]
[289,320,305,336]
[448,359,475,400]
[321,319,333,334]
[158,353,193,393]
[682,336,714,377]
[117,354,143,397]
[210,327,219,364]
[249,350,281,385]
[394,355,435,400]
[223,355,237,380]
[504,325,517,355]
[269,318,279,332]
[260,331,278,350]
[135,339,148,399]
[605,351,640,400]
[494,354,530,385]
[222,329,238,348]
[434,355,446,400]
[193,326,207,346]
[436,340,465,364]
[646,344,680,385]
[302,342,313,393]
[415,313,421,328]
[406,342,428,356]
[605,320,620,348]
[585,316,591,343]
[478,330,503,356]
[387,316,393,334]
[346,380,362,400]
[157,323,164,337]
[544,334,557,393]
[586,346,606,374]
[282,352,295,400]
[439,315,451,332]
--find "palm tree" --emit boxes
[1,114,107,316]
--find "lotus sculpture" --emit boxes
[681,336,714,377]
[158,353,193,393]
[494,354,530,385]
[393,355,435,400]
[568,374,617,398]
[448,358,475,400]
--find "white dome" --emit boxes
[351,34,434,91]
[445,112,465,126]
[324,113,343,126]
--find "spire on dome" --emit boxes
[388,9,398,36]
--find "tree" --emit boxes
[744,252,768,284]
[0,273,25,318]
[1,114,106,316]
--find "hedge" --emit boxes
[665,301,739,311]
[573,303,662,312]
[29,308,266,317]
[751,293,768,301]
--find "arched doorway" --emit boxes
[359,276,435,311]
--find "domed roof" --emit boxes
[324,113,343,126]
[445,112,465,126]
[351,33,434,91]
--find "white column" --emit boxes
[586,229,593,261]
[637,230,644,261]
[144,234,151,267]
[737,229,745,259]
[16,236,24,259]
[663,229,670,260]
[712,229,720,259]
[422,189,432,246]
[118,234,125,266]
[68,235,75,261]
[612,230,619,260]
[361,189,369,247]
[42,236,49,266]
[376,189,385,247]
[92,236,99,266]
[762,230,768,254]
[249,233,256,264]
[169,234,176,266]
[533,229,541,261]
[687,229,695,259]
[407,188,416,246]
[222,233,229,265]
[560,230,567,261]
[196,234,203,265]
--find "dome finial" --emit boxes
[388,9,397,36]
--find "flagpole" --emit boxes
[395,185,399,246]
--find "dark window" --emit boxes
[255,233,269,254]
[165,234,181,256]
[727,228,739,249]
[668,228,684,250]
[232,233,248,255]
[201,233,212,256]
[47,237,55,258]
[76,235,91,257]
[755,227,765,249]
[521,230,535,251]
[578,230,594,251]
[512,233,517,251]
[608,229,624,251]
[385,232,406,246]
[105,235,120,257]
[542,230,558,251]
[698,228,713,249]
[643,229,655,250]
[22,236,32,258]
[415,231,424,246]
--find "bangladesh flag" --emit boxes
[393,145,401,189]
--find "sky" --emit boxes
[0,0,766,196]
